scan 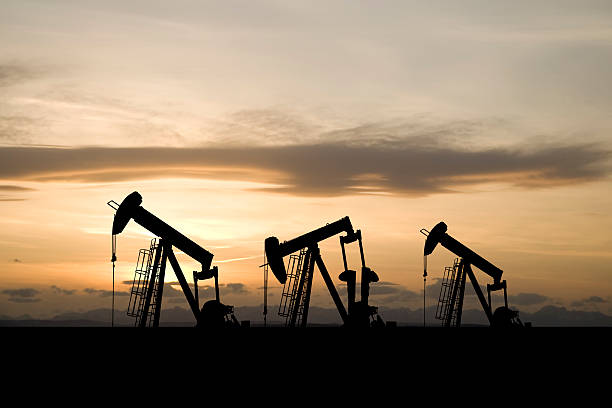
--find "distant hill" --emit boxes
[522,305,612,327]
[0,319,109,327]
[1,304,611,327]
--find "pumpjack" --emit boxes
[108,191,239,328]
[265,216,384,327]
[421,221,525,327]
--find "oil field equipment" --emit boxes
[264,216,384,328]
[420,221,526,328]
[108,191,239,328]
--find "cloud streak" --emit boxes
[508,292,549,306]
[0,138,609,197]
[0,184,35,201]
[2,288,41,303]
[571,296,608,308]
[2,288,40,298]
[83,288,129,297]
[0,185,34,191]
[51,285,76,296]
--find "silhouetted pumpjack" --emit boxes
[265,217,384,327]
[421,221,525,328]
[108,191,239,328]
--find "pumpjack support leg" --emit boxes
[152,243,169,328]
[314,249,349,325]
[465,263,494,324]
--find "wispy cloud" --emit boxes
[224,283,248,294]
[0,197,27,201]
[0,185,35,191]
[2,288,39,297]
[214,255,260,263]
[0,184,35,201]
[571,296,608,308]
[337,281,420,304]
[2,288,41,303]
[83,288,129,297]
[0,64,42,88]
[51,285,76,296]
[508,292,549,306]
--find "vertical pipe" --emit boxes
[503,281,508,308]
[214,273,220,302]
[112,261,115,328]
[423,255,428,327]
[340,237,349,271]
[357,230,366,267]
[361,268,373,307]
[193,271,199,311]
[357,233,370,305]
[340,237,355,319]
[263,250,268,327]
[345,271,356,313]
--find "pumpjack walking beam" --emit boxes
[111,192,213,273]
[424,222,502,283]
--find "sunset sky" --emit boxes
[1,1,611,324]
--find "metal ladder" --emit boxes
[435,258,463,327]
[278,249,308,326]
[295,258,313,326]
[127,238,161,327]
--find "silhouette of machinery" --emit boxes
[108,191,239,328]
[265,217,384,327]
[421,221,525,328]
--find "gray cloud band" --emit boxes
[0,142,609,196]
